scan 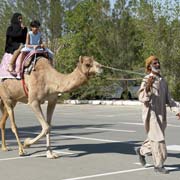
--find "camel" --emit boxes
[0,55,102,158]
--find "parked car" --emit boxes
[98,83,124,100]
[128,84,140,99]
[98,79,141,100]
[122,79,141,99]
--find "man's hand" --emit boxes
[176,113,180,120]
[146,76,154,92]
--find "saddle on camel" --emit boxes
[0,51,102,158]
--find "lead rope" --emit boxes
[101,65,146,77]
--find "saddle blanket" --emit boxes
[0,50,47,79]
[0,53,22,79]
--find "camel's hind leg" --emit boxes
[0,102,9,151]
[4,103,26,156]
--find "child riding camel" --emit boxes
[8,20,53,74]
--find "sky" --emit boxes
[110,0,116,8]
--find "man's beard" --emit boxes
[151,65,161,74]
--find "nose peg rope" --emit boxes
[101,64,146,77]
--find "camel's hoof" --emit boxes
[1,146,11,152]
[46,150,59,159]
[23,138,31,148]
[19,149,27,156]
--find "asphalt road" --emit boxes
[0,103,180,180]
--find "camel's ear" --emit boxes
[79,56,83,63]
[91,56,94,60]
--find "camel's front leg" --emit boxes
[46,100,58,159]
[5,105,26,156]
[24,100,49,148]
[0,107,9,151]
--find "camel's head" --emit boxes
[78,56,103,77]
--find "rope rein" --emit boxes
[101,65,146,77]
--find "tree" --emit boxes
[15,0,63,53]
[0,1,13,59]
[0,0,179,100]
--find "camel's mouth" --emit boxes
[95,63,103,74]
[97,68,103,74]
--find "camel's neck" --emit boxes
[51,66,88,93]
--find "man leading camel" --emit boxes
[136,55,180,174]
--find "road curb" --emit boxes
[64,100,142,105]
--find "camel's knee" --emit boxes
[0,115,8,129]
[11,125,17,134]
[0,121,5,129]
[42,125,50,136]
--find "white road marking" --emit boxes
[85,127,136,133]
[20,130,37,133]
[167,145,180,151]
[119,122,143,126]
[95,113,140,117]
[95,115,117,117]
[134,162,152,167]
[167,124,180,128]
[0,150,74,161]
[61,135,120,143]
[53,150,76,155]
[166,167,178,170]
[60,167,152,180]
[134,163,178,170]
[119,122,180,128]
[20,130,121,142]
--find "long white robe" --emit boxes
[138,73,180,142]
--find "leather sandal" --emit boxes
[9,71,17,76]
[7,64,17,76]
